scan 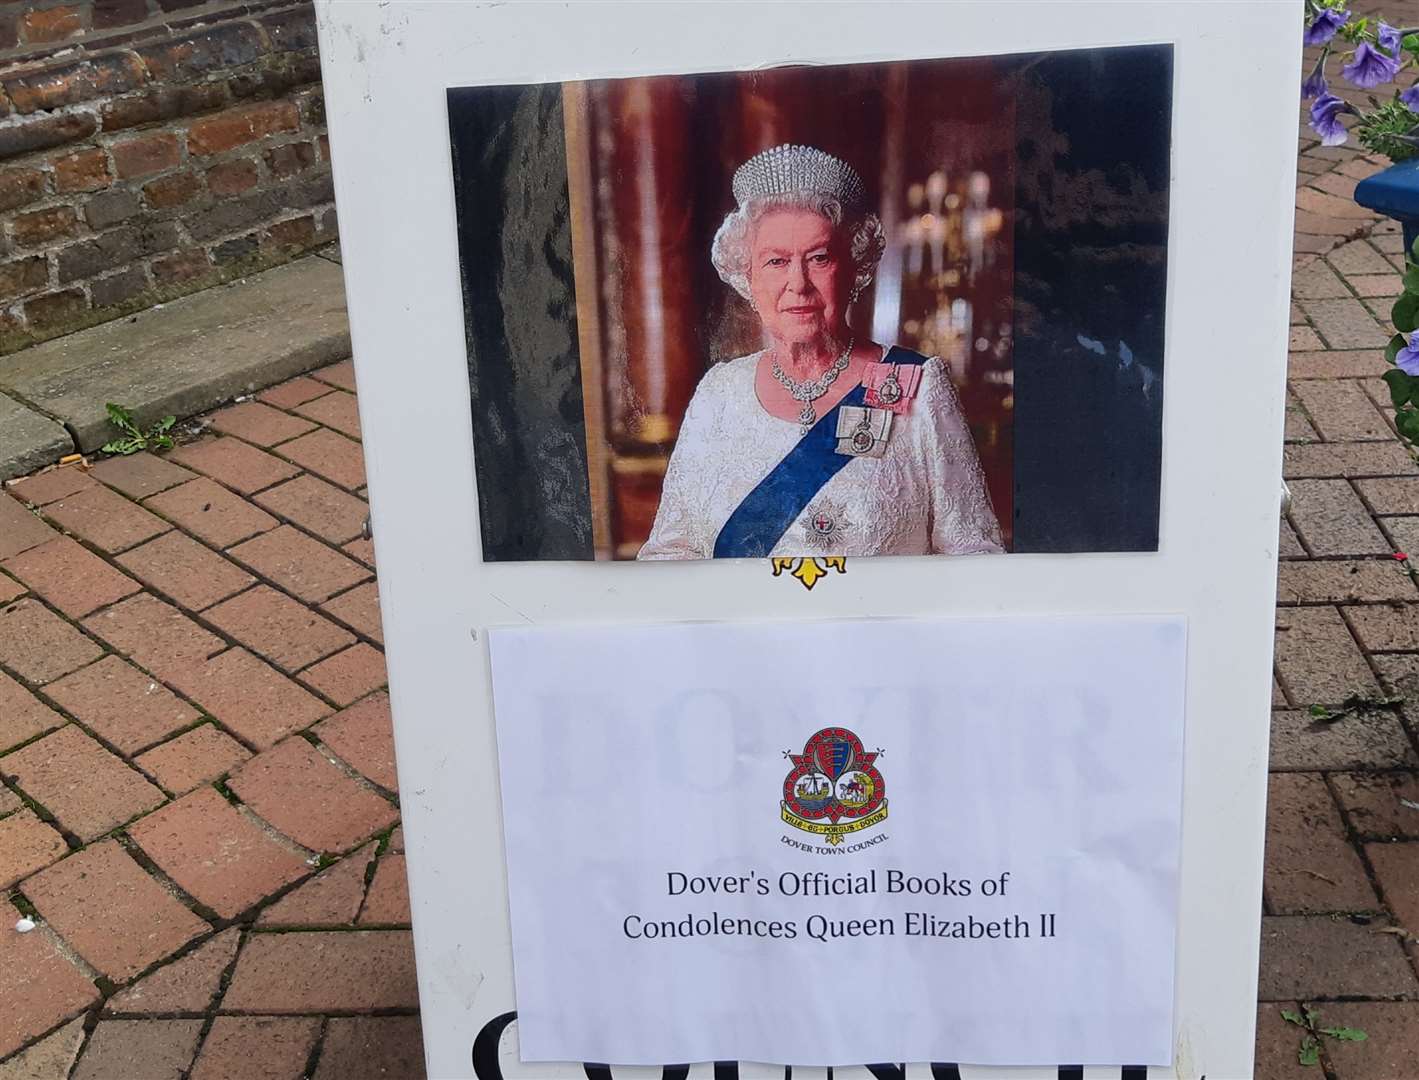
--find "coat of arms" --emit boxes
[781,727,888,846]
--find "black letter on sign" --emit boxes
[470,1012,517,1080]
[866,1066,906,1080]
[930,1066,963,1080]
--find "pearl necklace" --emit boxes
[770,341,853,435]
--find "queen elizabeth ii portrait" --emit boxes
[638,145,1004,560]
[449,50,1169,562]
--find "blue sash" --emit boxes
[713,346,929,558]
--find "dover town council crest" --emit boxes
[781,727,888,846]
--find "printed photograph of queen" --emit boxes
[638,145,1002,560]
[447,45,1171,562]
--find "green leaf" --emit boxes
[1399,408,1419,443]
[101,437,142,456]
[1298,1034,1320,1066]
[1383,366,1411,406]
[103,401,141,437]
[150,433,174,450]
[1395,292,1419,334]
[1406,267,1419,294]
[151,415,176,434]
[1386,333,1409,365]
[1319,1026,1368,1041]
[1280,1008,1307,1027]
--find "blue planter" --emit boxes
[1354,157,1419,257]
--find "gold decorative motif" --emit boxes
[770,556,848,590]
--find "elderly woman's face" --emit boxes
[747,208,851,347]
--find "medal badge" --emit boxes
[835,405,892,458]
[862,361,922,414]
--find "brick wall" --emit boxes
[0,1,333,357]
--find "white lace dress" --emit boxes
[637,350,1004,559]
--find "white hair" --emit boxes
[710,191,887,304]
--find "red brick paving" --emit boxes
[292,389,361,438]
[0,669,63,752]
[321,579,382,643]
[0,493,57,560]
[255,471,368,544]
[39,483,171,554]
[115,529,255,612]
[44,655,199,755]
[1257,69,1419,1060]
[0,572,24,605]
[167,436,301,494]
[143,476,278,549]
[257,842,376,927]
[315,691,397,791]
[297,642,386,706]
[228,738,396,853]
[221,930,418,1013]
[0,596,104,685]
[188,1016,321,1080]
[360,852,411,925]
[274,427,366,490]
[314,1016,425,1080]
[164,647,329,749]
[202,583,354,672]
[229,524,370,602]
[0,809,68,890]
[69,1019,203,1080]
[2,726,165,842]
[87,451,194,499]
[2,536,141,618]
[0,902,100,1060]
[134,724,252,795]
[1264,773,1378,915]
[8,466,95,506]
[83,592,225,679]
[104,927,240,1015]
[25,840,208,981]
[257,375,331,409]
[127,787,310,919]
[0,352,409,1078]
[207,401,317,447]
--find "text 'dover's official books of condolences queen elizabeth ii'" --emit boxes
[488,614,1186,1068]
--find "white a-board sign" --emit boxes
[315,3,1299,1077]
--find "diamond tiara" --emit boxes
[731,144,867,213]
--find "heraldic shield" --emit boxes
[781,727,887,846]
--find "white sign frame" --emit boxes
[313,3,1300,1078]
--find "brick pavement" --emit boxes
[0,360,421,1079]
[1255,30,1419,1073]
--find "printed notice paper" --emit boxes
[488,615,1186,1067]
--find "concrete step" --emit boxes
[0,255,349,478]
[0,390,72,480]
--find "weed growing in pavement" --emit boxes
[1307,692,1405,722]
[1280,1005,1367,1066]
[100,402,176,455]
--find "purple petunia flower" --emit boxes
[1402,83,1419,111]
[1302,62,1328,99]
[1378,22,1403,55]
[1309,92,1352,145]
[1343,41,1402,89]
[1397,332,1419,377]
[1304,8,1348,46]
